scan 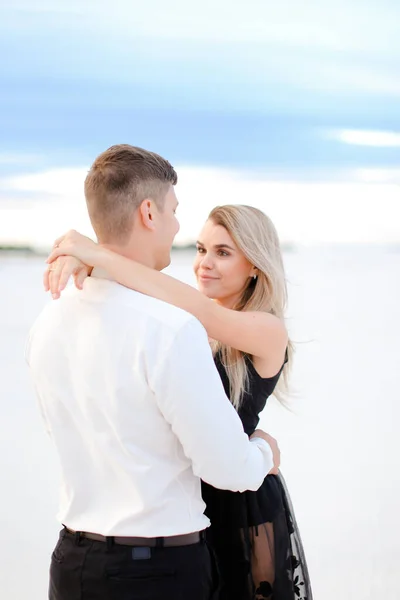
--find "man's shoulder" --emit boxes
[84,278,203,336]
[28,286,76,327]
[129,291,200,334]
[28,282,204,340]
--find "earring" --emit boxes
[253,274,257,280]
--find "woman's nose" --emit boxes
[200,253,214,269]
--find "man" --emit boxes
[26,145,280,600]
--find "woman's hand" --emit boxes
[44,256,92,299]
[45,230,104,299]
[46,230,103,266]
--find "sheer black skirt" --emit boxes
[201,473,312,600]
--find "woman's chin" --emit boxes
[197,281,218,298]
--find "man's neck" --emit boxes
[90,240,157,282]
[100,242,157,269]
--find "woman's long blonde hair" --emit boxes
[208,204,293,409]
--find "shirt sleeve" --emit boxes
[151,317,274,492]
[25,326,53,438]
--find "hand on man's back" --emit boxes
[251,429,280,475]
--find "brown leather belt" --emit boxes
[65,527,203,547]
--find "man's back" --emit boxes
[27,276,211,536]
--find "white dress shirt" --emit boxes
[26,275,273,537]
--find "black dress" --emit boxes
[202,354,313,600]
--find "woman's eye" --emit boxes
[218,250,229,257]
[196,247,205,253]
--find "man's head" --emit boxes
[84,144,180,270]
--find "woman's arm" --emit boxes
[47,231,288,363]
[100,249,288,361]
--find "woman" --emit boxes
[46,204,312,600]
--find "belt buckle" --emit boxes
[132,547,152,560]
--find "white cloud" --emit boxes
[1,165,399,248]
[330,129,400,147]
[4,168,86,195]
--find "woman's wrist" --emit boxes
[96,246,115,270]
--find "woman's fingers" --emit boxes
[47,230,99,269]
[47,230,79,263]
[52,229,78,249]
[74,267,90,290]
[46,246,68,264]
[44,231,91,297]
[58,260,77,292]
[49,258,65,297]
[45,257,84,297]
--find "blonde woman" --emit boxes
[46,205,312,600]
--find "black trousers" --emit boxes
[49,528,220,600]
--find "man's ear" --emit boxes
[138,199,156,231]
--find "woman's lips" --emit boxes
[198,274,218,281]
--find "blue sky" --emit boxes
[1,1,400,245]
